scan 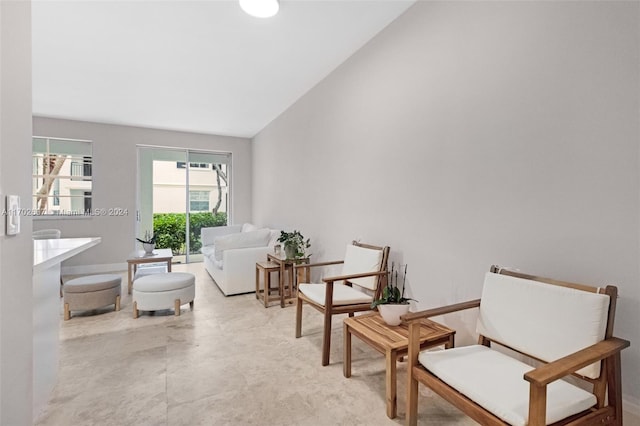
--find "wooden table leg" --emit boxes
[263,268,269,308]
[279,263,285,308]
[446,334,454,349]
[344,322,352,378]
[167,259,172,272]
[127,263,133,294]
[386,349,397,418]
[255,265,260,300]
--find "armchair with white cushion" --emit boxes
[402,265,630,426]
[295,241,390,366]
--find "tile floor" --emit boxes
[39,262,615,426]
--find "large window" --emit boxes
[32,137,93,216]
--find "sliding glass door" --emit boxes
[136,146,231,263]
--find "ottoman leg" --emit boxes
[133,301,139,319]
[64,303,71,321]
[115,295,121,312]
[174,299,181,316]
[189,300,194,310]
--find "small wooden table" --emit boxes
[126,248,173,294]
[255,261,281,308]
[343,312,455,419]
[266,253,310,307]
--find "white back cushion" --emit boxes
[476,272,610,379]
[214,228,270,261]
[201,225,242,246]
[340,244,384,291]
[241,223,258,233]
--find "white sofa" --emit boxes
[201,224,279,296]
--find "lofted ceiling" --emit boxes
[32,0,415,138]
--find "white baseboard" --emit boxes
[624,397,640,419]
[62,263,126,276]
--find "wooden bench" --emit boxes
[403,265,630,426]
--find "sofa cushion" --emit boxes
[476,272,610,379]
[241,223,258,232]
[214,228,271,261]
[419,345,597,426]
[268,229,281,247]
[299,283,373,306]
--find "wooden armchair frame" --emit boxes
[295,241,390,366]
[402,265,630,426]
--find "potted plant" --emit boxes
[136,230,156,255]
[277,230,310,260]
[371,263,415,326]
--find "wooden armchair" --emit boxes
[402,265,630,426]
[295,241,390,366]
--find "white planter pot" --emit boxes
[142,243,156,255]
[377,303,410,326]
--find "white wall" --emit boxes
[0,1,34,424]
[253,1,640,407]
[32,117,252,267]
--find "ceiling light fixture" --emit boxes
[239,0,279,18]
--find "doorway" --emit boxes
[136,146,231,263]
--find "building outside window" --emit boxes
[189,190,210,212]
[176,162,209,169]
[32,137,92,216]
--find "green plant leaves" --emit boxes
[152,212,227,255]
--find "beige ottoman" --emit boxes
[132,272,195,318]
[63,274,122,320]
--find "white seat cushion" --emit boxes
[419,345,597,426]
[133,272,195,292]
[299,283,373,306]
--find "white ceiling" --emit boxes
[32,0,414,138]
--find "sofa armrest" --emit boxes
[524,337,630,387]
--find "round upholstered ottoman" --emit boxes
[63,274,122,320]
[132,272,195,318]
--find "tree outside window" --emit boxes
[32,137,92,215]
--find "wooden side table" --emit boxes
[343,312,455,419]
[255,261,281,308]
[126,248,173,294]
[266,253,310,307]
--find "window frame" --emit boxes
[32,136,93,218]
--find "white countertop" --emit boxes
[33,237,101,272]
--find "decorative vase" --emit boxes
[143,243,155,255]
[284,244,296,259]
[378,304,410,326]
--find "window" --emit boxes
[189,191,210,212]
[32,137,92,216]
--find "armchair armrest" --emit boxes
[401,299,481,323]
[294,260,344,271]
[524,337,630,386]
[323,270,388,283]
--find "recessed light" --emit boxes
[239,0,279,18]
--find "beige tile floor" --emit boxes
[40,263,634,426]
[37,263,474,426]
